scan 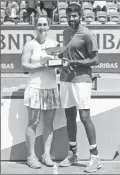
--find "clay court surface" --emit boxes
[1,73,120,174]
[1,161,120,174]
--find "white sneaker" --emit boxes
[84,155,102,173]
[59,151,79,167]
[27,155,41,169]
[42,154,55,167]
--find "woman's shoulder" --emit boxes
[23,39,36,52]
[24,39,36,48]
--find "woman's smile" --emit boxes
[39,29,46,35]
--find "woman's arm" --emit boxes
[21,41,45,73]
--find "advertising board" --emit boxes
[1,25,120,73]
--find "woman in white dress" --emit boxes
[21,15,60,169]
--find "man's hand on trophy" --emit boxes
[53,53,60,59]
[62,58,71,67]
[58,52,64,59]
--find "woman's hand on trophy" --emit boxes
[40,55,54,65]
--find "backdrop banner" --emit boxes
[1,25,120,73]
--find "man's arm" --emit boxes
[71,51,99,67]
[71,30,99,67]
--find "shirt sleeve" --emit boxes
[85,31,98,55]
[63,29,67,47]
[48,39,59,47]
[63,28,71,47]
[54,40,60,47]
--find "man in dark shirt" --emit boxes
[26,0,37,14]
[26,0,37,22]
[40,1,57,20]
[59,3,102,173]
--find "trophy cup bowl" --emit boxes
[43,46,66,67]
[44,46,66,56]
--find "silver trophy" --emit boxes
[43,46,66,67]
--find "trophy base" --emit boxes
[47,59,63,67]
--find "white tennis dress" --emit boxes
[27,38,59,89]
[24,38,60,109]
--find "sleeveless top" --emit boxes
[27,38,59,89]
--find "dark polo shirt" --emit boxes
[62,25,98,83]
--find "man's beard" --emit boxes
[69,20,80,29]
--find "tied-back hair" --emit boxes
[66,2,82,16]
[34,15,51,26]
